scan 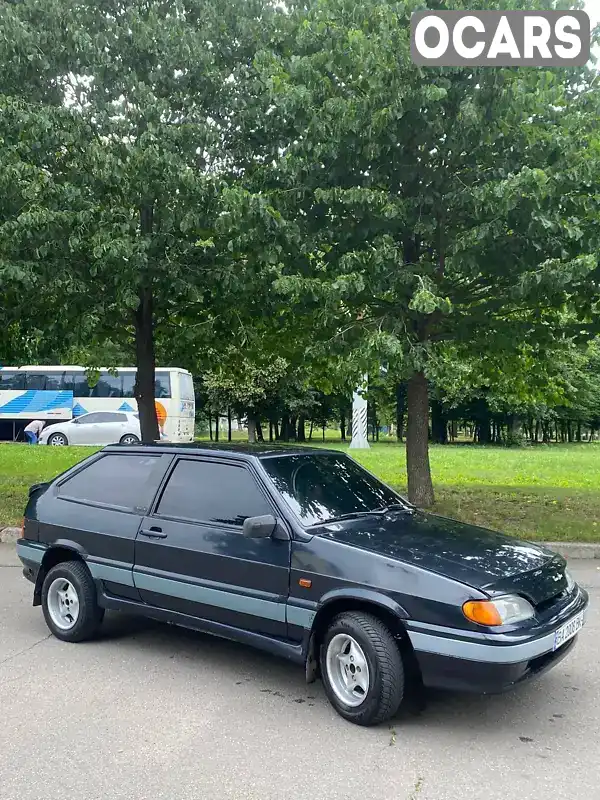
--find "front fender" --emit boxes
[303,587,410,683]
[316,587,409,619]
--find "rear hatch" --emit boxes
[22,481,51,541]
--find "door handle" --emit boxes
[140,527,167,539]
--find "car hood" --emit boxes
[38,422,63,437]
[313,511,566,605]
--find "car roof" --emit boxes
[102,442,341,460]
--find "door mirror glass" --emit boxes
[242,514,277,539]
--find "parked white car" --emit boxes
[39,412,141,446]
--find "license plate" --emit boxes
[553,611,585,651]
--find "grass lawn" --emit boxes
[1,440,599,542]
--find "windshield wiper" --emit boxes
[317,504,411,526]
[319,511,379,524]
[378,502,413,514]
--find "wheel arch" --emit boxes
[33,542,88,606]
[305,589,419,684]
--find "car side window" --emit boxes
[25,372,48,390]
[0,371,25,390]
[76,413,99,425]
[45,371,66,391]
[156,459,272,527]
[57,454,161,511]
[94,412,125,423]
[92,373,123,398]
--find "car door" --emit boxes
[49,451,172,602]
[68,412,100,444]
[132,457,291,638]
[90,411,127,444]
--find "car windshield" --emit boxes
[261,453,409,527]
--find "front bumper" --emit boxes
[408,586,589,694]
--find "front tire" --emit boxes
[119,434,140,445]
[42,561,104,642]
[321,612,404,726]
[47,432,68,446]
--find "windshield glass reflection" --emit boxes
[262,453,407,526]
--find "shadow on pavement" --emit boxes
[96,611,567,732]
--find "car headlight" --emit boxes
[565,569,576,593]
[463,594,535,627]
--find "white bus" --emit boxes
[0,365,195,443]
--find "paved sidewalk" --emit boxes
[0,544,598,800]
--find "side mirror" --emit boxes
[242,514,278,539]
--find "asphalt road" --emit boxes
[0,544,598,800]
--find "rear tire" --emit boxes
[321,611,404,726]
[42,560,104,642]
[47,432,68,446]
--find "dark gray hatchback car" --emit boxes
[17,444,588,726]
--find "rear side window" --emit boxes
[58,454,161,511]
[94,412,127,423]
[156,460,271,526]
[155,371,171,398]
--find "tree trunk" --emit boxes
[534,421,540,443]
[542,422,550,443]
[214,414,219,442]
[478,419,491,444]
[431,400,448,444]
[322,424,326,441]
[248,417,256,443]
[227,408,232,442]
[450,420,457,442]
[133,283,160,443]
[396,382,405,443]
[577,422,582,442]
[256,419,264,442]
[289,415,298,441]
[269,420,274,442]
[406,371,434,507]
[340,413,346,442]
[209,415,212,441]
[280,414,290,442]
[567,421,573,443]
[309,421,314,440]
[297,415,306,442]
[273,421,279,440]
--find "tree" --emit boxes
[256,0,600,505]
[0,0,283,441]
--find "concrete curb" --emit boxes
[0,527,20,544]
[541,542,600,560]
[1,525,599,559]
